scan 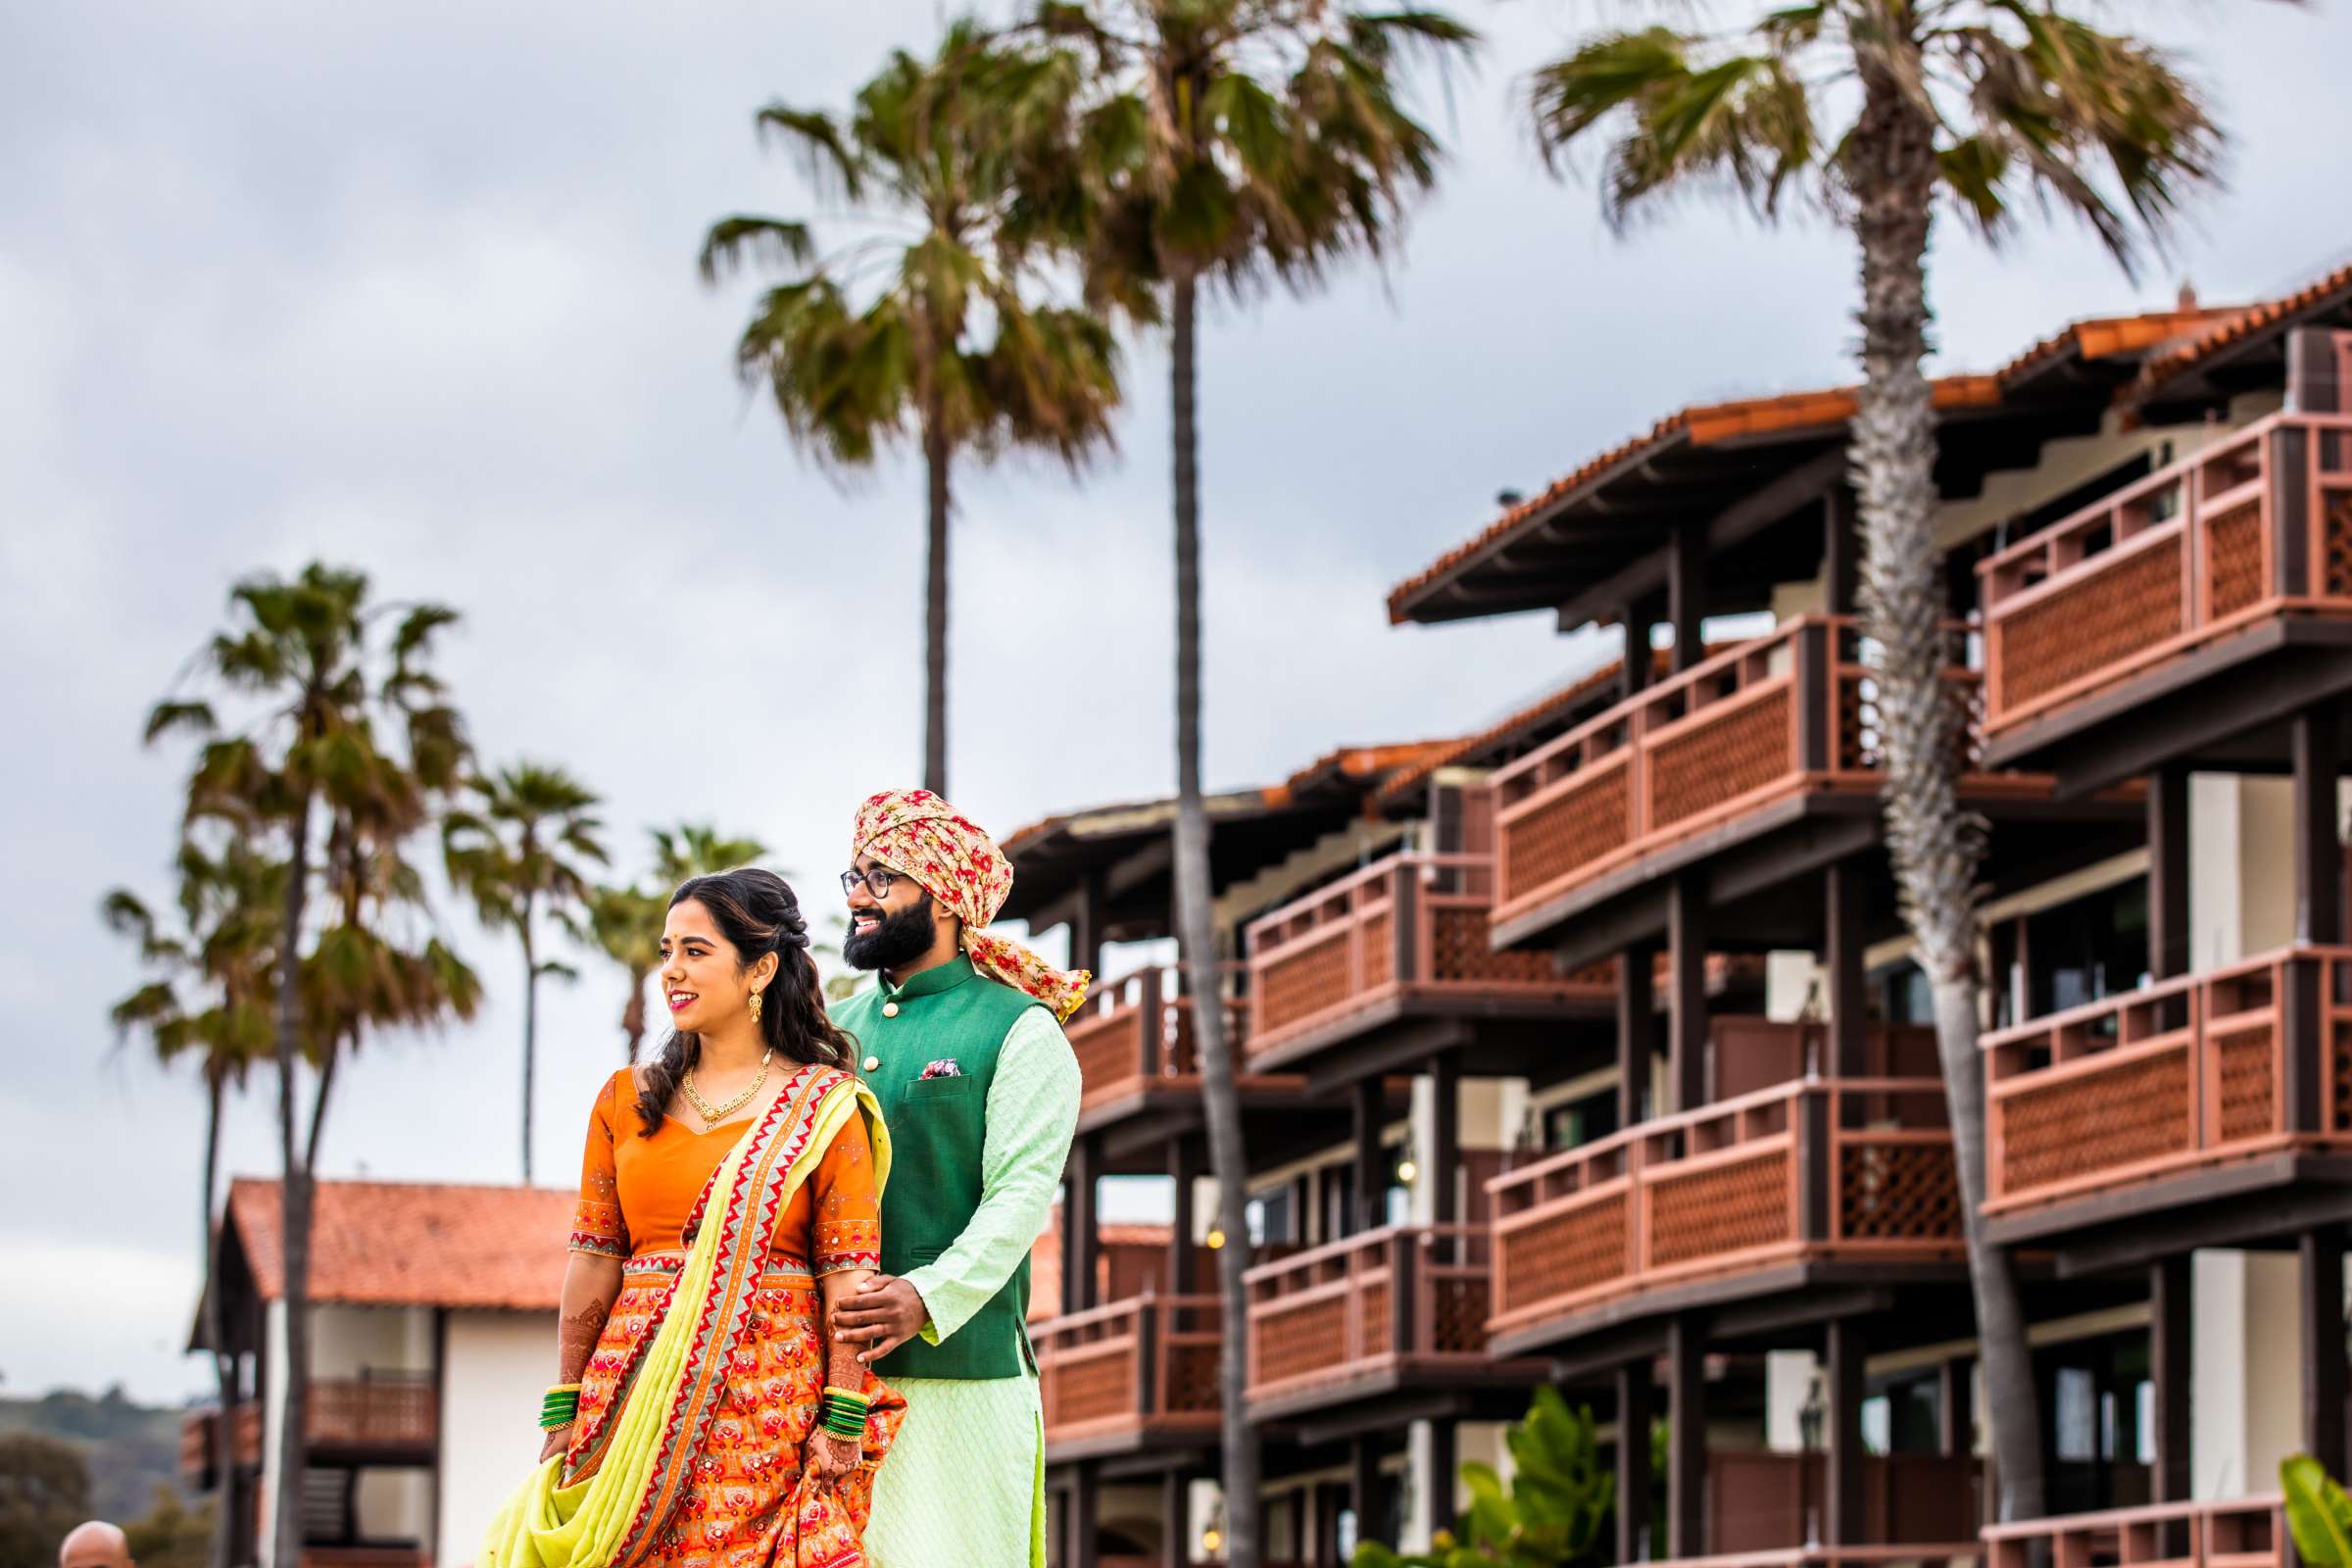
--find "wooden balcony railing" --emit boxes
[1243,1224,1518,1402]
[1982,1496,2281,1568]
[1706,1450,1984,1555]
[1035,1294,1220,1449]
[1640,1550,1980,1568]
[1488,616,2002,929]
[178,1404,265,1482]
[1064,964,1248,1107]
[307,1374,436,1449]
[1980,408,2352,733]
[1488,1078,1962,1338]
[1244,852,1610,1055]
[1983,947,2352,1214]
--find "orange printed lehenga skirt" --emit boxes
[558,1065,904,1568]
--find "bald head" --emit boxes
[59,1522,132,1568]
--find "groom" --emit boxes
[828,788,1085,1568]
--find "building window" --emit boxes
[1544,1090,1621,1153]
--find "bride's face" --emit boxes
[659,899,763,1036]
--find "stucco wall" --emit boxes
[438,1309,557,1568]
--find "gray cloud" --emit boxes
[4,0,2346,1399]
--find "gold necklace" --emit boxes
[680,1049,772,1126]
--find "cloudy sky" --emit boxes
[5,0,2347,1404]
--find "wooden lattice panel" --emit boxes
[2205,499,2267,619]
[1355,1278,1392,1362]
[1252,1296,1348,1386]
[1645,1149,1791,1269]
[1996,536,2183,710]
[1431,906,1556,985]
[2326,492,2352,598]
[1053,1348,1137,1426]
[1429,1275,1490,1354]
[1646,687,1792,833]
[1360,909,1394,992]
[1999,1049,2191,1197]
[2214,1023,2278,1145]
[1502,765,1630,898]
[1838,1140,1960,1243]
[1498,1195,1631,1314]
[1165,1343,1220,1414]
[1067,1009,1140,1095]
[1257,932,1351,1035]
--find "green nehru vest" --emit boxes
[834,954,1047,1380]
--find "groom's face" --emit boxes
[843,854,941,972]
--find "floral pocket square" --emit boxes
[919,1059,962,1079]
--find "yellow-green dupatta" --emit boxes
[480,1065,889,1568]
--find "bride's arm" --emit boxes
[543,1253,624,1460]
[547,1072,634,1461]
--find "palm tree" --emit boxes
[146,563,471,1568]
[1032,7,1475,1557]
[104,835,278,1568]
[445,763,607,1184]
[1527,1,2237,1524]
[700,23,1124,797]
[587,823,767,1063]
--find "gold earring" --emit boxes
[749,990,765,1025]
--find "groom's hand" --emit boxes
[834,1273,928,1365]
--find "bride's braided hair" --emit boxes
[635,868,855,1135]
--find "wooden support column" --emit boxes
[1825,487,1860,616]
[2149,764,2193,982]
[1066,1135,1101,1313]
[1431,1054,1460,1229]
[1351,1436,1384,1549]
[1667,875,1710,1114]
[1617,1362,1655,1564]
[1071,1464,1101,1568]
[1073,869,1110,989]
[2290,325,2347,416]
[1825,1318,1866,1547]
[1353,1076,1388,1234]
[1669,522,1707,671]
[1619,942,1656,1127]
[1825,858,1869,1085]
[1161,1471,1189,1568]
[2293,707,2342,946]
[1938,1357,1975,1465]
[1666,1315,1707,1558]
[2304,1226,2348,1482]
[1167,1138,1199,1295]
[1427,1420,1458,1536]
[2152,1254,2192,1503]
[1620,603,1657,702]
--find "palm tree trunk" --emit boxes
[1848,57,2044,1525]
[202,1070,235,1568]
[1170,268,1261,1568]
[271,793,313,1568]
[521,898,539,1186]
[922,415,951,799]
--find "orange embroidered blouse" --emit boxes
[567,1066,879,1274]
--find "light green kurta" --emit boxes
[863,1008,1080,1568]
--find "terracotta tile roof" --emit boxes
[1386,302,2249,628]
[227,1177,572,1311]
[2128,260,2352,404]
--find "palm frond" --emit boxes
[754,105,865,202]
[698,216,818,285]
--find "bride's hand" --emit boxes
[803,1427,861,1482]
[540,1423,572,1463]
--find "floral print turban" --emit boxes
[852,788,1091,1022]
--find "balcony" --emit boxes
[1242,1224,1544,1419]
[1982,947,2352,1243]
[1488,616,2048,946]
[181,1376,436,1484]
[1979,409,2352,780]
[1641,1551,1978,1568]
[178,1403,263,1486]
[1245,852,1614,1071]
[1036,1294,1221,1462]
[1487,1075,1962,1354]
[1982,1497,2282,1568]
[1702,1450,1984,1556]
[1064,963,1303,1135]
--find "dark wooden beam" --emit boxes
[1826,858,1869,1087]
[1824,487,1859,616]
[2293,705,2342,945]
[1072,1463,1101,1568]
[1669,522,1707,671]
[1667,874,1710,1113]
[1666,1315,1706,1557]
[1617,1362,1655,1564]
[1351,1436,1383,1547]
[1938,1356,1975,1464]
[1072,868,1111,983]
[2149,765,2192,981]
[1825,1317,1866,1546]
[1428,1420,1457,1538]
[1620,609,1657,702]
[1431,1054,1461,1228]
[2289,326,2346,415]
[1619,942,1656,1127]
[2152,1254,2191,1503]
[1162,1470,1189,1568]
[2306,1225,2349,1481]
[1066,1135,1101,1313]
[1168,1137,1198,1296]
[1353,1077,1388,1235]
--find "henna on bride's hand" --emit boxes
[558,1298,611,1384]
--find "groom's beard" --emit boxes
[844,891,938,972]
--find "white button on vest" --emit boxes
[861,1055,880,1073]
[881,1001,901,1018]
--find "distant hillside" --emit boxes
[0,1388,194,1524]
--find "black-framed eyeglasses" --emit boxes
[840,866,902,900]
